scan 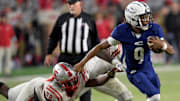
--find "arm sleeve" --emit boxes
[47,17,62,54]
[107,37,120,46]
[15,83,34,101]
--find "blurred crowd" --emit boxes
[0,0,180,70]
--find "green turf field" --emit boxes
[0,65,180,101]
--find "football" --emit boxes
[147,36,164,53]
[147,36,158,42]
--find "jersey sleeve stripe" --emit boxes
[49,85,63,101]
[46,87,60,101]
[81,72,86,81]
[113,51,121,57]
[111,48,119,57]
[80,71,89,82]
[111,44,122,57]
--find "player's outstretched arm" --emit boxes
[85,70,115,87]
[74,40,111,72]
[96,49,114,63]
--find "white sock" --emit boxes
[146,94,160,101]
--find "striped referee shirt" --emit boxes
[47,11,100,55]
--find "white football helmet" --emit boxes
[125,1,151,30]
[53,62,79,90]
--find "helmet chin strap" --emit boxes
[141,24,149,30]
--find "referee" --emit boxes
[44,0,100,101]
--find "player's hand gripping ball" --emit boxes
[147,36,164,53]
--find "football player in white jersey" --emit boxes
[0,44,132,101]
[0,45,132,101]
[85,44,132,101]
[0,62,116,101]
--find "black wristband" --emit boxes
[107,71,115,78]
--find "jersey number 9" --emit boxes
[134,47,144,64]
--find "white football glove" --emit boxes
[111,58,125,72]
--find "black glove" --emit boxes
[107,70,115,78]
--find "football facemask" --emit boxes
[125,1,152,31]
[53,62,79,91]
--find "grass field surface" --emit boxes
[0,64,180,101]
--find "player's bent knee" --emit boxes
[115,91,133,101]
[147,94,160,101]
[121,91,133,101]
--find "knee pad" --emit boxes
[147,94,160,101]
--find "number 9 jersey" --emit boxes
[107,23,164,73]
